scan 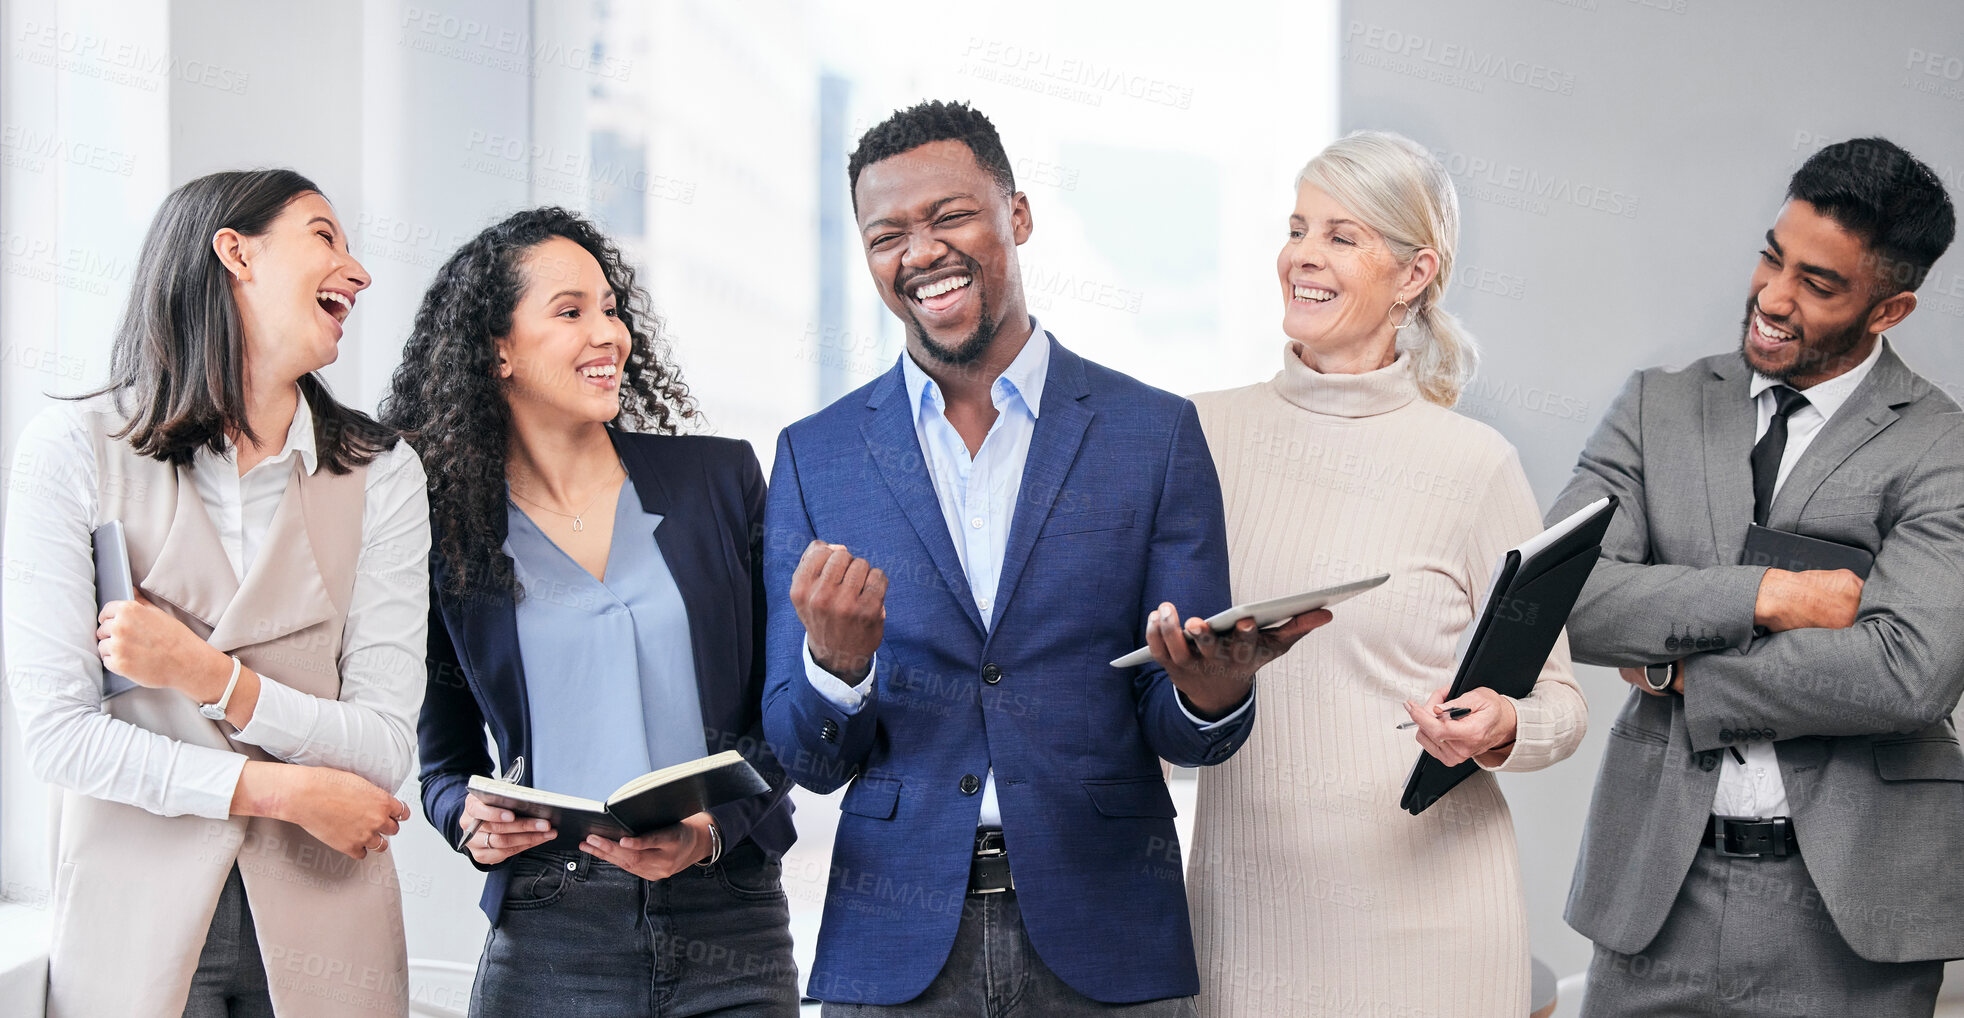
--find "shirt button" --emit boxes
[970,517,984,529]
[981,664,1003,685]
[959,774,981,795]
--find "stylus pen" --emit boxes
[1395,706,1473,729]
[457,755,526,850]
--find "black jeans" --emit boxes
[471,840,800,1018]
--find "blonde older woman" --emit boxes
[1185,131,1587,1017]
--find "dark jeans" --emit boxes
[471,840,800,1018]
[820,889,1197,1018]
[182,865,275,1018]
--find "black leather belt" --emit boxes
[969,828,1013,895]
[1707,815,1797,858]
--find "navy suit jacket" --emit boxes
[762,336,1252,1005]
[419,430,795,926]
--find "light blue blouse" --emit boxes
[506,478,708,801]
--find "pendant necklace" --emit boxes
[510,463,625,532]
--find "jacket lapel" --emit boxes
[989,341,1093,626]
[613,430,725,742]
[207,461,337,652]
[438,498,534,783]
[1765,344,1912,530]
[1700,355,1759,566]
[614,432,679,588]
[139,464,237,629]
[861,364,986,635]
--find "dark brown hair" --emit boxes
[78,168,395,471]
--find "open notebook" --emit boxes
[468,749,769,846]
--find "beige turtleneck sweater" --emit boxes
[1185,345,1586,1018]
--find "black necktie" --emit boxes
[1751,385,1810,525]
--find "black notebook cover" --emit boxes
[1400,497,1618,815]
[469,752,769,848]
[1741,524,1873,579]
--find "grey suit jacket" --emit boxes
[1552,342,1964,964]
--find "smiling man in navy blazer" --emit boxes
[762,101,1329,1017]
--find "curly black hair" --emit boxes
[379,207,697,598]
[846,99,1016,212]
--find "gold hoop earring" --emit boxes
[1389,300,1417,330]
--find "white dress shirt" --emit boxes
[803,323,1247,827]
[2,390,430,820]
[1713,339,1884,818]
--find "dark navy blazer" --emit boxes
[419,429,795,926]
[761,337,1253,1005]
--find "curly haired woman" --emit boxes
[380,208,799,1017]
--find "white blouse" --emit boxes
[2,391,430,819]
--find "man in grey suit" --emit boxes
[1552,137,1963,1016]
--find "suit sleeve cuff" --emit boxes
[1713,565,1770,654]
[804,637,875,714]
[1178,682,1254,731]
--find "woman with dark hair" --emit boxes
[2,169,426,1017]
[381,207,798,1017]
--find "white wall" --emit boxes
[1338,0,1964,981]
[1,0,175,914]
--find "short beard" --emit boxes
[1737,294,1872,384]
[899,256,997,367]
[907,312,999,368]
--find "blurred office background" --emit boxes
[1,0,1960,1013]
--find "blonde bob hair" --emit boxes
[1297,130,1478,406]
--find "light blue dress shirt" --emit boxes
[508,478,708,802]
[804,322,1247,827]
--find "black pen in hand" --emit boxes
[457,755,526,851]
[1395,706,1472,730]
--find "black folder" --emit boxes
[1399,496,1618,815]
[1740,523,1873,579]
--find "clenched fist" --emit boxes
[790,541,887,683]
[97,596,231,696]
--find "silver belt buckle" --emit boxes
[971,840,1011,894]
[1712,815,1785,858]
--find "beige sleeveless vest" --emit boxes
[47,407,409,1017]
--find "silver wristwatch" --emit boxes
[1643,660,1679,692]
